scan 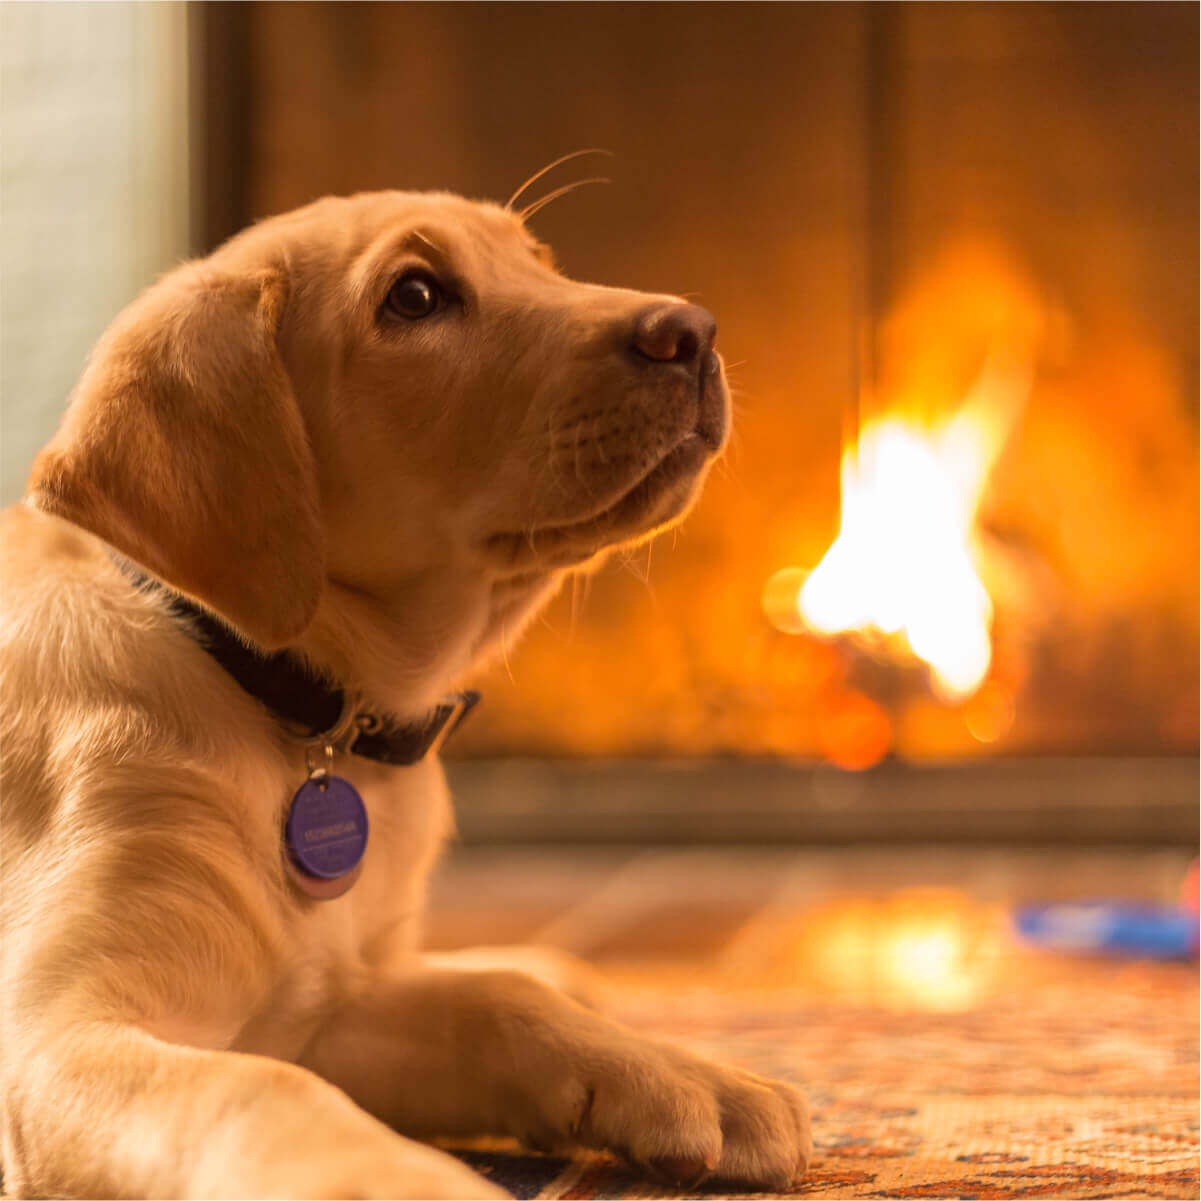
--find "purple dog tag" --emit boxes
[285,776,368,891]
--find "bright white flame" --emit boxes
[798,356,1028,701]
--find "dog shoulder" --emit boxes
[1,504,291,1019]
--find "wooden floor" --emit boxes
[426,844,1194,986]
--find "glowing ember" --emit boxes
[769,354,1028,703]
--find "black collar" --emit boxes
[119,563,479,767]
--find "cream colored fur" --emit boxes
[0,191,810,1199]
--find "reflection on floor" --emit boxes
[426,846,1199,1199]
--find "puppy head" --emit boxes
[28,191,730,650]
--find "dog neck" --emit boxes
[300,565,560,719]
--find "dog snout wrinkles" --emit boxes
[630,302,717,366]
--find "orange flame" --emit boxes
[769,353,1029,703]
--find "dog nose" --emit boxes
[631,303,717,365]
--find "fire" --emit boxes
[770,354,1028,703]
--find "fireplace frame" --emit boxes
[447,756,1198,846]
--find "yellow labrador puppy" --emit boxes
[0,192,810,1199]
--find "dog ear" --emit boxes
[28,264,324,650]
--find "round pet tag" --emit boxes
[285,775,369,887]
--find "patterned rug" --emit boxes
[446,959,1199,1200]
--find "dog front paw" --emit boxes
[528,1036,811,1190]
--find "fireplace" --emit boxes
[196,2,1197,838]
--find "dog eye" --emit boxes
[385,271,443,320]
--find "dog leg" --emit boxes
[423,945,609,1009]
[4,1022,508,1199]
[300,968,811,1190]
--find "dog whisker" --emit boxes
[520,177,611,222]
[500,622,517,683]
[569,572,585,637]
[412,228,444,254]
[505,148,614,212]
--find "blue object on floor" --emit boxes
[1015,902,1199,959]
